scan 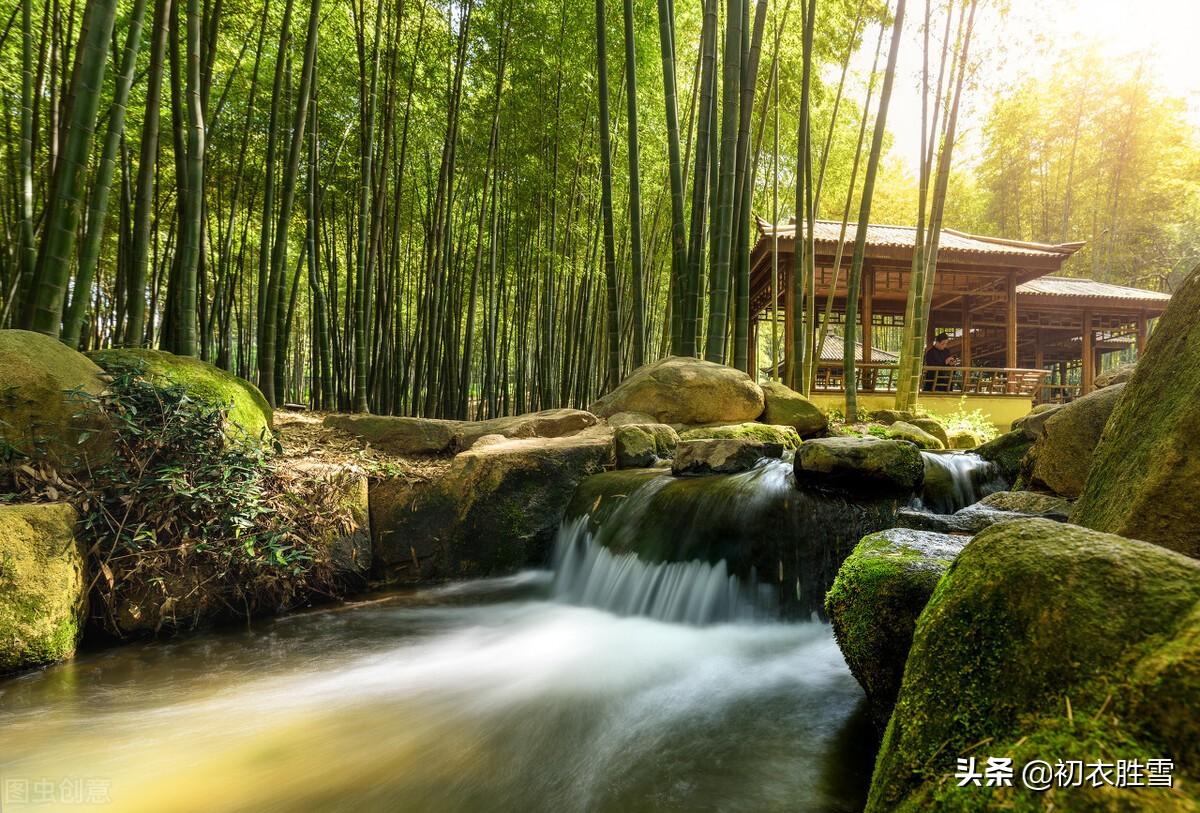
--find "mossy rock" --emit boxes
[885,420,945,450]
[678,421,801,450]
[908,417,950,448]
[871,409,917,426]
[1073,268,1200,558]
[326,408,597,456]
[370,428,615,582]
[826,528,965,728]
[946,429,981,449]
[978,490,1072,518]
[0,503,87,674]
[0,329,109,472]
[868,518,1200,811]
[794,436,925,497]
[974,429,1033,484]
[614,423,679,468]
[589,356,764,425]
[759,380,828,437]
[671,437,780,476]
[90,348,272,444]
[1023,384,1124,498]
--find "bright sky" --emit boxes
[872,0,1200,172]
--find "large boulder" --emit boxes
[758,380,827,436]
[90,348,272,443]
[945,429,981,450]
[794,437,925,497]
[677,421,800,450]
[871,409,916,426]
[973,429,1033,484]
[868,519,1200,812]
[614,423,678,468]
[671,438,780,476]
[826,528,966,727]
[589,356,764,425]
[0,503,86,674]
[0,330,108,471]
[325,408,597,456]
[1073,270,1200,558]
[1021,383,1124,498]
[885,420,945,450]
[370,427,615,582]
[1011,402,1063,436]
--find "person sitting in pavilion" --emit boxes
[923,333,959,392]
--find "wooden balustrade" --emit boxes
[813,363,1049,398]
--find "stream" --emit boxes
[0,451,999,812]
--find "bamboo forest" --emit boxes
[0,0,1198,809]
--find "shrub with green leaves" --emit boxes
[4,362,345,637]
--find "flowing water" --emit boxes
[916,452,1006,515]
[0,534,876,813]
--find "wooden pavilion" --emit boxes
[748,218,1172,425]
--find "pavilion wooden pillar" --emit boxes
[1006,271,1018,368]
[1081,308,1094,394]
[961,297,973,367]
[1034,329,1045,369]
[1137,311,1148,358]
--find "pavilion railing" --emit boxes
[814,363,1049,398]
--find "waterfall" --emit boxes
[917,452,1006,514]
[551,518,773,624]
[556,457,902,619]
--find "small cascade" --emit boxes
[560,458,902,617]
[917,452,1006,514]
[551,517,773,624]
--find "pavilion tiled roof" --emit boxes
[1016,276,1172,303]
[756,218,1085,260]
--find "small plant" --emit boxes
[5,361,345,636]
[940,396,1000,443]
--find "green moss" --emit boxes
[90,348,272,444]
[679,422,801,449]
[826,529,964,727]
[1073,267,1200,557]
[885,420,946,450]
[0,329,108,469]
[867,518,1200,812]
[0,503,86,673]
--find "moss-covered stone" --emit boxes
[974,429,1034,484]
[0,503,86,673]
[794,437,925,497]
[946,429,982,449]
[908,417,950,448]
[614,423,678,468]
[885,420,945,450]
[0,329,108,472]
[589,356,765,425]
[90,348,272,444]
[1021,383,1124,498]
[1094,362,1137,389]
[759,380,828,437]
[370,427,615,582]
[1073,268,1200,558]
[678,421,801,450]
[868,518,1200,812]
[871,409,916,426]
[671,437,780,476]
[826,528,965,728]
[977,490,1072,518]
